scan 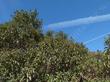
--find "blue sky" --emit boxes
[0,0,110,51]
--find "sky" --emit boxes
[0,0,110,51]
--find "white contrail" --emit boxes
[45,14,110,29]
[84,32,110,44]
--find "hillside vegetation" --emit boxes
[0,10,110,82]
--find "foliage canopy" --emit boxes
[0,10,110,82]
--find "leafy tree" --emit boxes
[55,31,68,40]
[45,30,54,38]
[104,35,110,55]
[0,10,43,49]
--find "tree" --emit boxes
[12,10,42,30]
[104,35,110,55]
[45,30,54,38]
[0,10,43,49]
[55,31,68,40]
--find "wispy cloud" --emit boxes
[84,32,110,44]
[45,14,110,29]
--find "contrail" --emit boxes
[45,14,110,29]
[84,32,110,44]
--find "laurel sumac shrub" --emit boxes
[0,37,88,82]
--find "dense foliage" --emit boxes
[0,10,110,82]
